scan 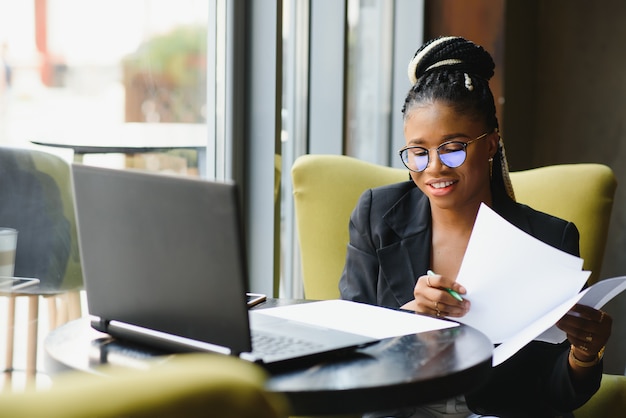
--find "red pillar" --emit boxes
[34,0,52,86]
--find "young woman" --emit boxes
[339,36,612,418]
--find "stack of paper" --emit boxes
[256,299,458,340]
[455,203,626,366]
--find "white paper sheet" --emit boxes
[256,299,458,339]
[534,276,626,344]
[492,290,588,365]
[454,203,589,346]
[452,204,626,366]
[493,276,626,365]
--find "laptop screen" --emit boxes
[72,164,252,354]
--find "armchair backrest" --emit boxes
[0,146,83,290]
[508,164,616,285]
[291,154,616,300]
[291,155,406,299]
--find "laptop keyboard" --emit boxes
[251,330,324,356]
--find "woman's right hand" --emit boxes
[407,271,470,318]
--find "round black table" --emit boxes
[44,301,493,416]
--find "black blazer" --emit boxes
[339,181,601,417]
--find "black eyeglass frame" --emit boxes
[398,131,491,173]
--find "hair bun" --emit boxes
[407,36,495,85]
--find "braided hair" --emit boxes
[403,36,515,201]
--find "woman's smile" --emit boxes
[426,178,458,197]
[429,179,456,189]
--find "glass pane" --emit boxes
[345,0,393,165]
[279,0,310,298]
[0,0,208,176]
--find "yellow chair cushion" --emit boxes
[291,154,406,300]
[573,373,626,418]
[0,354,290,418]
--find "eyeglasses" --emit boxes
[398,132,491,173]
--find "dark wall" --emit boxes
[505,1,626,277]
[425,0,506,131]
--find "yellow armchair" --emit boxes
[573,373,626,418]
[291,153,623,417]
[291,154,407,300]
[291,154,616,296]
[0,354,289,418]
[509,163,616,285]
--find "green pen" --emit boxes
[427,270,464,302]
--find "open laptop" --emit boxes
[71,164,376,370]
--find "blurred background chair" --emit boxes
[291,153,623,417]
[0,146,83,385]
[0,353,289,417]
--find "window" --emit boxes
[0,0,209,176]
[345,0,394,165]
[278,0,424,297]
[0,0,424,298]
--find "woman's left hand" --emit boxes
[556,304,612,362]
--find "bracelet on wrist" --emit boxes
[569,344,605,368]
